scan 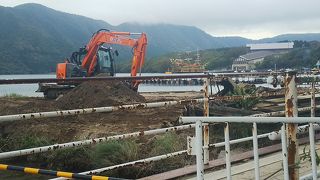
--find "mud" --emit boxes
[0,82,184,143]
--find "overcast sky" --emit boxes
[1,0,320,39]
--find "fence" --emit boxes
[180,71,319,180]
[0,75,211,179]
[0,72,319,179]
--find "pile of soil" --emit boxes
[0,97,57,115]
[57,81,146,109]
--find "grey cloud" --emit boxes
[0,0,319,39]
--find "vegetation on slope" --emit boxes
[0,132,187,179]
[139,40,320,73]
[0,3,247,74]
[130,47,249,73]
[256,41,320,70]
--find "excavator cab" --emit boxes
[95,46,117,76]
[56,45,117,79]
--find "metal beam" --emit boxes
[180,116,320,124]
[203,77,210,165]
[309,74,317,180]
[0,98,204,123]
[0,75,212,85]
[0,124,195,159]
[285,71,299,180]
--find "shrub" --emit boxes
[0,135,51,163]
[93,140,138,166]
[47,147,94,172]
[145,133,187,174]
[92,140,140,178]
[230,86,260,109]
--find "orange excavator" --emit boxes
[38,29,147,99]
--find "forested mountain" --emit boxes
[140,47,249,73]
[0,3,319,74]
[141,41,320,73]
[117,23,222,56]
[259,33,320,43]
[0,3,109,74]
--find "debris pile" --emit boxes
[57,81,145,109]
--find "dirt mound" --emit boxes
[57,81,145,109]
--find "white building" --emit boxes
[232,42,294,71]
[247,42,294,51]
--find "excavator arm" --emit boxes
[81,30,147,88]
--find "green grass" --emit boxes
[93,140,139,166]
[92,139,140,178]
[143,133,187,175]
[0,133,191,179]
[47,147,94,172]
[150,133,184,155]
[0,135,51,153]
[230,86,260,109]
[0,135,52,164]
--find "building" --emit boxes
[247,42,294,51]
[169,50,205,73]
[232,42,294,71]
[170,59,205,73]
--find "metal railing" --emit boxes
[0,75,210,179]
[0,72,319,180]
[0,124,195,159]
[180,117,320,180]
[0,98,204,123]
[179,71,319,180]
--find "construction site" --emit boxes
[0,27,318,180]
[0,70,319,180]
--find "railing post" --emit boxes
[281,123,289,180]
[311,74,316,117]
[196,120,204,180]
[309,73,317,180]
[224,122,231,180]
[285,71,299,180]
[203,77,210,165]
[252,122,260,180]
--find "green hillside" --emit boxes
[256,41,320,70]
[131,47,249,73]
[0,3,109,74]
[142,41,320,73]
[0,3,235,74]
[0,3,320,74]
